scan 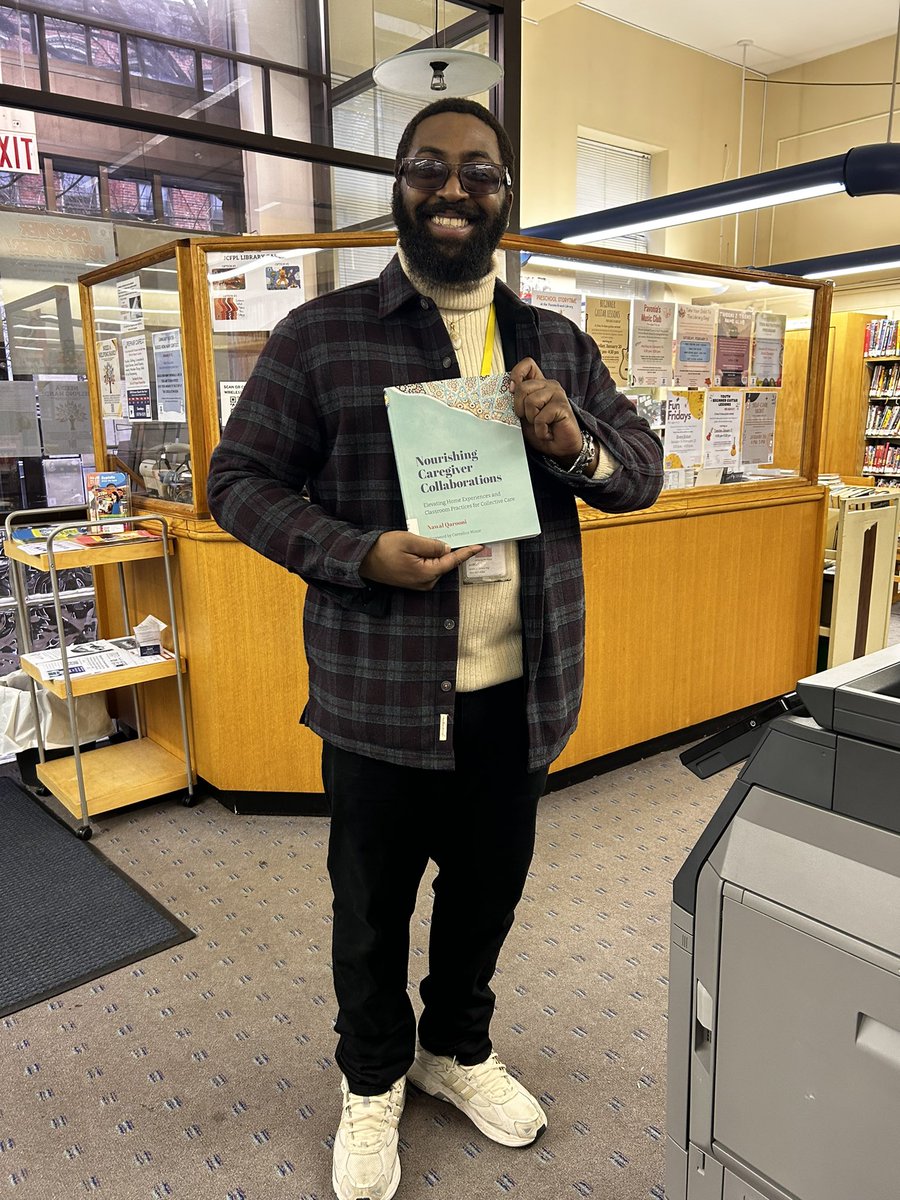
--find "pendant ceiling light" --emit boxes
[372,0,502,99]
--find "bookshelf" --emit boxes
[863,319,900,484]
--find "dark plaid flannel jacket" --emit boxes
[207,255,663,770]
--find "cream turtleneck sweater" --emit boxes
[398,248,523,693]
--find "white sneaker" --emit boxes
[331,1075,405,1200]
[407,1047,547,1147]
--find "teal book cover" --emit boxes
[385,373,541,548]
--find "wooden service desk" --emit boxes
[101,481,827,809]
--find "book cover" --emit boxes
[86,471,131,531]
[384,374,540,548]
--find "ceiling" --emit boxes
[522,0,900,74]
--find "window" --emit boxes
[576,137,652,297]
[108,175,154,221]
[161,183,226,231]
[53,167,100,216]
[0,171,46,209]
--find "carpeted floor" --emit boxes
[0,745,734,1200]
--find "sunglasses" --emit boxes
[398,157,511,196]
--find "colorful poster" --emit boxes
[208,251,306,332]
[674,303,715,388]
[122,333,152,421]
[714,308,752,386]
[663,389,704,471]
[704,390,743,469]
[585,297,630,387]
[523,291,582,328]
[219,380,246,428]
[631,300,675,387]
[751,311,786,387]
[117,275,144,332]
[151,329,186,421]
[742,390,778,464]
[97,339,123,417]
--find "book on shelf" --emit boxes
[6,523,161,555]
[8,525,84,555]
[384,373,540,548]
[73,528,161,547]
[85,470,131,531]
[864,318,899,357]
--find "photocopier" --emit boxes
[666,644,900,1200]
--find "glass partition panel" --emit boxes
[506,244,817,488]
[206,244,392,430]
[91,256,191,504]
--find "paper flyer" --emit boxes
[627,389,664,430]
[122,333,152,420]
[523,291,582,328]
[208,251,306,332]
[663,390,704,470]
[704,389,743,469]
[35,378,89,456]
[631,300,675,387]
[151,328,186,421]
[219,380,246,428]
[585,297,630,387]
[117,275,144,332]
[751,311,786,387]
[714,308,752,387]
[97,339,123,417]
[674,303,715,387]
[741,390,778,464]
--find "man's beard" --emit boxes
[392,188,510,285]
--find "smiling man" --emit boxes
[207,98,663,1200]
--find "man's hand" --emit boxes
[509,357,585,464]
[360,531,483,591]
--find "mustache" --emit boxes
[417,201,483,221]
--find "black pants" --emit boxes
[322,679,547,1095]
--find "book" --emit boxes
[384,373,540,548]
[86,471,131,531]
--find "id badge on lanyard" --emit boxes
[460,303,512,585]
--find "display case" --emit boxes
[78,234,833,807]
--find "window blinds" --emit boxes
[575,137,651,297]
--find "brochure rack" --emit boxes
[4,508,194,838]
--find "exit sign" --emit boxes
[0,131,39,174]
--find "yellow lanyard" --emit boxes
[480,304,496,376]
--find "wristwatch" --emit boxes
[562,428,596,476]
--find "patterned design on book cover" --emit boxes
[392,374,518,426]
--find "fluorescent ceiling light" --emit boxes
[764,243,900,279]
[523,253,728,291]
[560,183,842,243]
[523,145,900,244]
